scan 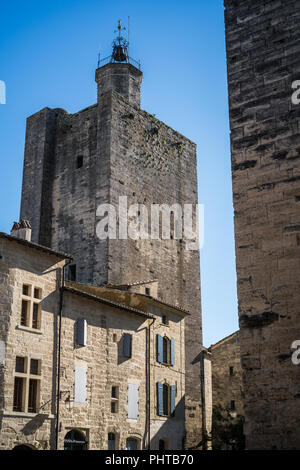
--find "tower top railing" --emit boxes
[97,54,141,70]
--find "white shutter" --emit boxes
[74,366,87,403]
[128,383,139,419]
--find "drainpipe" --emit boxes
[200,349,207,450]
[146,318,155,450]
[55,259,71,450]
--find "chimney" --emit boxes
[10,219,32,241]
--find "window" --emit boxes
[113,333,117,343]
[229,366,234,376]
[76,318,87,346]
[231,400,235,412]
[126,438,139,450]
[145,287,150,296]
[163,337,170,364]
[159,439,168,450]
[20,284,42,330]
[108,433,116,450]
[22,285,30,296]
[157,382,176,417]
[111,386,119,413]
[77,156,83,169]
[163,384,169,416]
[64,430,87,450]
[74,365,87,403]
[21,300,29,326]
[69,265,77,282]
[123,333,132,358]
[128,383,139,419]
[13,357,41,413]
[161,314,168,325]
[156,334,175,366]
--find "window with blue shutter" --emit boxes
[123,333,132,358]
[157,382,164,416]
[76,318,87,346]
[170,385,176,417]
[170,338,175,366]
[156,334,163,363]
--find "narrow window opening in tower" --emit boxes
[69,265,77,282]
[77,156,83,169]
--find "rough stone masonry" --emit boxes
[224,0,300,449]
[19,59,203,447]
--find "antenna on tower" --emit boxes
[127,16,130,63]
[97,48,101,68]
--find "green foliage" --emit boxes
[212,404,245,450]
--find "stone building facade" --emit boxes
[19,43,203,447]
[209,331,243,417]
[224,0,300,449]
[0,230,189,450]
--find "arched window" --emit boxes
[64,429,87,450]
[156,335,175,366]
[126,437,140,450]
[12,444,34,451]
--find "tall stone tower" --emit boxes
[224,0,300,449]
[20,23,203,448]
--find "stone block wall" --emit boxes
[0,238,64,450]
[224,0,300,449]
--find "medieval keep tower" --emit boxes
[20,23,203,448]
[225,0,300,449]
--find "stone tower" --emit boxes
[224,0,300,449]
[20,26,204,448]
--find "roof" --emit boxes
[69,281,190,317]
[104,279,158,287]
[64,284,155,320]
[0,233,73,260]
[208,330,239,351]
[134,292,190,316]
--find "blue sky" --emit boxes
[0,0,238,346]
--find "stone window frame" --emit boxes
[20,283,42,330]
[111,385,119,414]
[13,355,42,414]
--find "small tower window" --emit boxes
[145,287,150,296]
[69,265,76,282]
[76,156,83,169]
[231,400,235,411]
[229,366,234,376]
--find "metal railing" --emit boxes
[97,55,141,70]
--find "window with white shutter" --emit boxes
[74,365,87,403]
[128,383,139,419]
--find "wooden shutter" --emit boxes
[170,338,175,366]
[74,366,87,403]
[123,333,132,358]
[157,382,164,416]
[156,334,163,363]
[170,384,176,416]
[76,318,87,346]
[128,383,139,419]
